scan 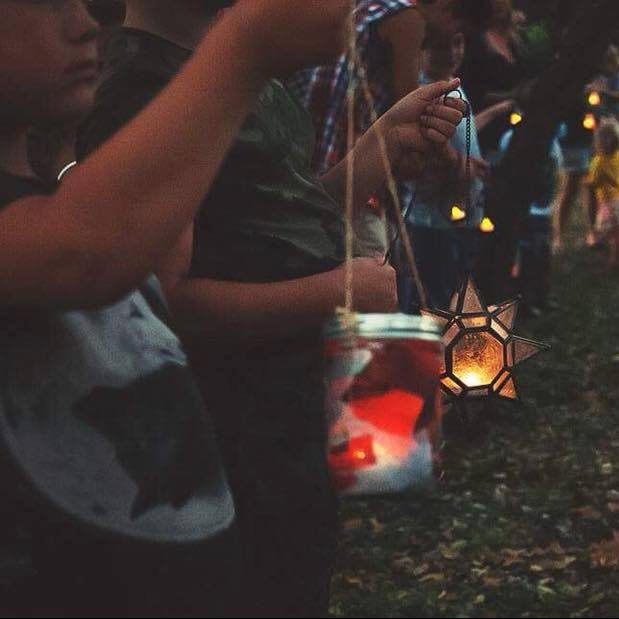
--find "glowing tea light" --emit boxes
[583,113,597,131]
[460,371,486,388]
[510,111,523,126]
[353,449,370,462]
[451,205,467,222]
[588,91,602,106]
[479,217,495,233]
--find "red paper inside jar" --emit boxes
[325,334,443,495]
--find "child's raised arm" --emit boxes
[0,0,350,310]
[321,79,466,208]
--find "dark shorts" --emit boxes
[5,522,242,618]
[222,434,338,618]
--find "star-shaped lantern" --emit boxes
[421,277,548,403]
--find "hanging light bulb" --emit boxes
[588,91,602,107]
[583,113,597,131]
[479,217,495,233]
[451,205,467,222]
[510,111,523,126]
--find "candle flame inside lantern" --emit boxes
[480,217,495,233]
[451,205,467,222]
[460,371,486,388]
[452,332,504,387]
[510,111,523,126]
[588,91,602,106]
[583,113,597,130]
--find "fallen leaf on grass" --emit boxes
[601,463,613,476]
[343,575,364,588]
[420,572,446,583]
[343,517,363,531]
[482,576,503,587]
[607,490,619,502]
[369,517,384,533]
[532,556,577,571]
[439,544,461,560]
[572,506,603,520]
[537,582,556,596]
[392,556,416,573]
[590,531,619,567]
[413,563,430,577]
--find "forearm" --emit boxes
[322,79,465,205]
[167,270,345,345]
[321,118,394,207]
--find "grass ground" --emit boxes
[331,222,619,618]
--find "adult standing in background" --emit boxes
[458,0,527,160]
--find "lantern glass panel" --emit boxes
[494,369,511,391]
[495,303,517,329]
[462,281,484,314]
[514,338,542,363]
[462,315,487,329]
[452,331,504,387]
[491,319,509,341]
[498,377,518,399]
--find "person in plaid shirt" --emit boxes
[290,0,480,175]
[290,0,416,175]
[289,0,485,254]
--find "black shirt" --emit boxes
[459,33,527,154]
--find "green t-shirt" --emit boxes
[193,78,345,282]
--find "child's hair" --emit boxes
[596,117,619,156]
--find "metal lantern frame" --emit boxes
[422,277,549,403]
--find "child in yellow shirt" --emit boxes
[589,118,619,268]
